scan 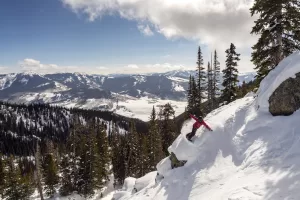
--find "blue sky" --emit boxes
[0,0,256,74]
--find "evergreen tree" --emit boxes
[212,50,221,108]
[17,158,35,200]
[191,76,198,111]
[0,154,5,198]
[34,141,44,200]
[94,121,110,189]
[159,103,176,156]
[76,125,95,197]
[187,75,194,112]
[43,153,59,197]
[147,106,164,171]
[221,43,240,104]
[250,0,300,83]
[60,124,77,196]
[195,46,206,113]
[125,121,139,178]
[207,62,213,110]
[237,81,248,98]
[136,134,149,177]
[4,156,35,200]
[59,154,73,196]
[111,132,126,185]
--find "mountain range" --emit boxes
[0,70,256,107]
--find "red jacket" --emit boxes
[190,114,212,131]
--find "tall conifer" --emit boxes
[196,46,206,112]
[221,43,240,104]
[212,50,221,108]
[250,0,300,83]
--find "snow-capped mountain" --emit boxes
[0,71,255,106]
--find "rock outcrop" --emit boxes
[169,152,187,169]
[269,72,300,116]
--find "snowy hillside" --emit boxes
[0,71,255,121]
[112,52,300,200]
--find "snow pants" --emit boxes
[186,126,197,140]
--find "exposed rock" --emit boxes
[169,152,187,169]
[269,72,300,116]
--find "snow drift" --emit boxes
[113,52,300,200]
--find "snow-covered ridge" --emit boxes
[113,52,300,200]
[256,52,300,113]
[0,74,17,90]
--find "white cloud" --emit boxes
[116,63,192,74]
[15,57,250,75]
[61,0,257,72]
[146,63,188,71]
[17,58,190,75]
[20,58,66,73]
[137,24,154,36]
[61,0,256,47]
[126,64,139,69]
[19,58,95,74]
[0,66,9,74]
[97,66,108,70]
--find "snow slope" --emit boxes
[114,52,300,200]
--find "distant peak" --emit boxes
[20,71,42,76]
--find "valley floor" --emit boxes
[63,97,187,122]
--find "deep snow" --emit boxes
[112,52,300,200]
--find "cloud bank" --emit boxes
[0,66,9,74]
[18,58,192,75]
[61,0,256,49]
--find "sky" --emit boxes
[0,0,257,75]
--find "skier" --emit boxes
[186,114,212,141]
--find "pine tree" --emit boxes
[125,121,139,178]
[196,46,206,113]
[76,125,95,197]
[187,75,194,112]
[250,0,300,83]
[111,132,126,185]
[191,76,197,111]
[147,106,164,171]
[4,156,35,200]
[136,134,149,177]
[159,103,176,156]
[221,43,240,104]
[207,62,213,110]
[42,153,59,197]
[59,154,73,196]
[94,121,110,189]
[60,124,77,196]
[17,158,35,200]
[0,154,5,198]
[34,141,44,200]
[212,50,221,109]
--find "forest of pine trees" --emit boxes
[0,100,181,199]
[187,47,223,116]
[187,0,299,113]
[186,42,242,114]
